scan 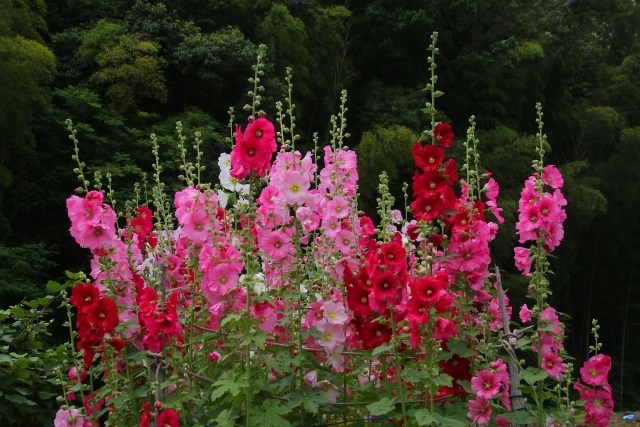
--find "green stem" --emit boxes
[390,309,407,425]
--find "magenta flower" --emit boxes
[541,351,568,380]
[519,304,532,323]
[580,354,612,387]
[467,397,492,425]
[471,369,501,399]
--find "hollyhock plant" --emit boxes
[53,39,612,427]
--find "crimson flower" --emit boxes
[359,319,392,350]
[412,141,445,171]
[433,122,454,148]
[86,297,119,333]
[70,283,100,313]
[156,408,180,427]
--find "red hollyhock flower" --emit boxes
[70,282,100,313]
[130,206,153,239]
[140,401,152,427]
[412,141,445,171]
[433,122,454,148]
[86,297,119,333]
[371,270,401,303]
[156,408,180,427]
[412,170,447,196]
[360,319,392,350]
[406,296,430,325]
[409,274,448,305]
[410,194,443,222]
[379,236,407,273]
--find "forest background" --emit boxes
[1,0,640,414]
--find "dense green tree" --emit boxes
[356,125,417,217]
[90,34,167,114]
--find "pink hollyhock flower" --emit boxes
[180,209,212,245]
[580,354,612,386]
[541,307,561,335]
[519,304,532,323]
[471,369,502,399]
[326,196,350,219]
[467,397,492,425]
[259,228,294,262]
[277,170,311,205]
[203,263,240,296]
[230,118,277,179]
[54,408,84,427]
[582,387,613,426]
[315,380,340,403]
[541,351,568,380]
[448,238,489,272]
[332,228,356,255]
[322,300,348,325]
[542,165,564,189]
[316,321,345,354]
[514,247,532,275]
[295,206,321,233]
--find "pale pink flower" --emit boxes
[54,408,84,427]
[322,300,348,325]
[316,321,345,354]
[326,197,350,219]
[277,170,311,205]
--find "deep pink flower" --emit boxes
[471,369,502,399]
[230,118,277,179]
[467,397,492,425]
[542,165,564,189]
[514,247,532,275]
[541,351,568,381]
[580,354,612,387]
[519,304,532,323]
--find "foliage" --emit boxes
[0,292,70,426]
[90,34,167,113]
[356,125,417,217]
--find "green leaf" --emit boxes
[434,414,466,426]
[220,313,242,327]
[213,409,238,427]
[46,280,64,293]
[498,410,538,424]
[366,397,397,416]
[4,393,36,406]
[251,399,291,427]
[210,371,249,401]
[371,343,395,357]
[286,390,320,414]
[10,306,26,319]
[520,367,549,385]
[446,339,477,357]
[415,409,436,425]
